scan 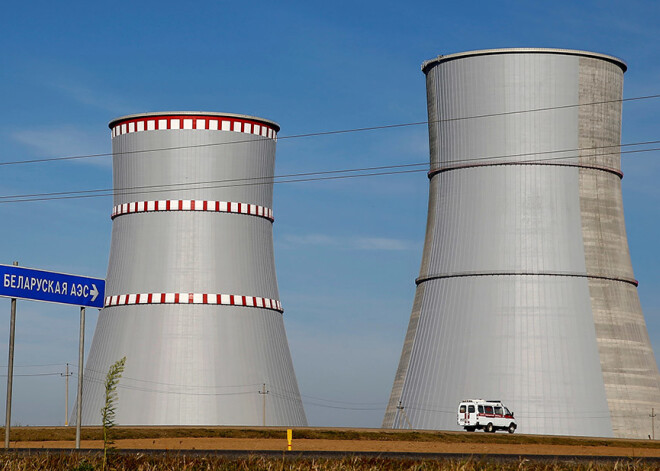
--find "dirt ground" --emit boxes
[11,437,660,457]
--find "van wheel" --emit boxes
[485,423,494,433]
[508,423,516,434]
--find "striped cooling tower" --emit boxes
[79,112,307,426]
[383,49,660,437]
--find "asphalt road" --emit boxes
[2,448,659,464]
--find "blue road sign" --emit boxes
[0,264,105,308]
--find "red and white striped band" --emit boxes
[104,293,283,313]
[111,199,274,221]
[111,115,277,141]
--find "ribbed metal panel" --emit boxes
[78,112,306,426]
[393,275,612,436]
[384,49,659,437]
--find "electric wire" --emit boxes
[269,390,614,417]
[1,138,657,201]
[68,371,383,409]
[0,140,659,204]
[72,373,259,397]
[268,385,385,406]
[297,394,387,406]
[0,363,265,392]
[8,369,629,417]
[81,367,265,391]
[74,367,379,407]
[277,93,660,140]
[0,168,430,204]
[0,93,658,168]
[0,372,64,377]
[270,391,383,411]
[0,162,431,202]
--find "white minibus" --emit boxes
[457,399,517,433]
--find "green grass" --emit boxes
[0,453,655,471]
[4,426,660,450]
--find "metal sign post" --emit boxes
[0,263,104,449]
[4,262,18,449]
[76,307,85,449]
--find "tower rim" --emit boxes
[422,48,627,74]
[109,111,280,132]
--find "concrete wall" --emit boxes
[578,57,660,438]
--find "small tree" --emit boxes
[101,356,126,471]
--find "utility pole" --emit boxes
[396,401,413,430]
[651,408,656,440]
[258,383,269,426]
[61,363,72,426]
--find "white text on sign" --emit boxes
[3,274,98,300]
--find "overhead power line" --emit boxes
[0,169,428,204]
[81,366,264,390]
[57,371,653,417]
[73,373,262,397]
[70,369,383,409]
[0,372,63,377]
[270,391,384,411]
[0,139,658,204]
[0,161,430,202]
[3,138,658,201]
[270,386,386,409]
[0,93,658,168]
[279,93,660,140]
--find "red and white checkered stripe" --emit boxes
[111,200,273,221]
[111,115,277,141]
[104,293,283,313]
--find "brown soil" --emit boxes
[12,437,660,457]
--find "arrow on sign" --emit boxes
[91,284,99,303]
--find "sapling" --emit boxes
[101,356,126,471]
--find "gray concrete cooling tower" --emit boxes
[80,112,307,426]
[383,48,660,438]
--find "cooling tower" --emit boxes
[384,49,660,438]
[79,112,307,426]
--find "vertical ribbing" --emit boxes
[385,50,622,437]
[79,113,306,426]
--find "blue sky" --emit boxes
[0,0,658,427]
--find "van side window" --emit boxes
[485,406,493,414]
[468,405,475,413]
[494,406,503,415]
[478,405,484,413]
[459,405,466,413]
